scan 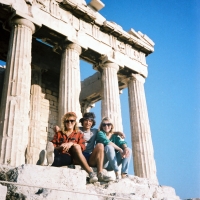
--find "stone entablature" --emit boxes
[0,0,153,77]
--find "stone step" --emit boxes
[0,184,7,200]
[0,164,180,200]
[0,164,98,200]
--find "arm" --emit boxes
[51,132,59,148]
[113,131,125,139]
[96,132,123,153]
[77,132,86,151]
[60,142,74,152]
[108,141,123,154]
[121,143,130,158]
[96,131,110,146]
[112,135,129,158]
[53,125,61,133]
[61,132,86,152]
[51,132,73,152]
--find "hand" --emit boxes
[60,142,73,152]
[121,147,130,158]
[53,125,61,133]
[117,132,125,139]
[119,148,124,157]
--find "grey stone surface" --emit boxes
[0,164,180,200]
[0,184,7,200]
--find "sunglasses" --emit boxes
[64,120,75,123]
[102,123,112,127]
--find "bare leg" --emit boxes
[88,143,104,175]
[69,144,92,174]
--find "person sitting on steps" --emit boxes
[96,117,132,181]
[38,112,98,183]
[53,112,125,182]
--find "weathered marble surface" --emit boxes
[58,42,82,124]
[0,164,180,200]
[101,62,123,131]
[128,74,157,180]
[0,17,35,166]
[0,184,7,200]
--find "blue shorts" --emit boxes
[82,152,91,162]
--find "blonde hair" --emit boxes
[61,112,79,134]
[99,117,114,134]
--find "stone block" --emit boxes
[46,89,52,94]
[42,99,50,106]
[0,165,99,200]
[41,93,45,99]
[40,126,47,132]
[53,101,58,106]
[52,92,58,96]
[17,165,86,189]
[46,94,57,102]
[51,111,57,116]
[0,184,7,200]
[0,164,180,200]
[50,105,58,110]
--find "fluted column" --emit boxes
[101,62,123,131]
[0,17,35,166]
[26,68,41,164]
[128,73,157,180]
[58,43,82,124]
[81,101,95,115]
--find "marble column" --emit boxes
[101,62,123,132]
[26,68,41,164]
[128,73,157,180]
[81,101,95,115]
[0,17,35,166]
[58,43,82,125]
[0,66,5,109]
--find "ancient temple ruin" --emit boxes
[0,0,157,181]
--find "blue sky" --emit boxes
[82,0,199,199]
[0,0,199,199]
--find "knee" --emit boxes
[95,143,104,151]
[71,144,81,153]
[104,145,114,153]
[127,147,132,157]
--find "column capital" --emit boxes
[10,17,36,34]
[129,73,145,84]
[63,42,82,55]
[101,62,119,71]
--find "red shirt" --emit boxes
[51,130,86,154]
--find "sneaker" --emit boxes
[46,142,54,166]
[89,172,98,183]
[115,175,120,182]
[121,173,129,179]
[37,150,47,166]
[97,172,114,182]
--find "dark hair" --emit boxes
[79,112,96,128]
